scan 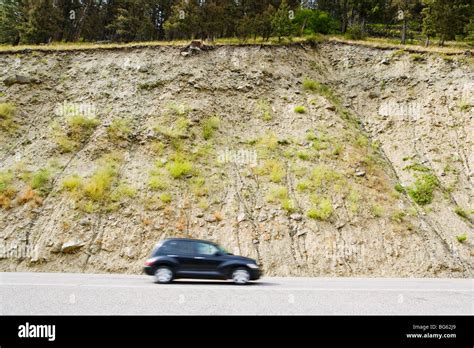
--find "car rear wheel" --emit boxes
[231,268,250,285]
[154,266,174,284]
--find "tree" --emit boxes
[271,0,292,41]
[393,0,419,44]
[421,1,436,46]
[21,0,62,44]
[0,0,25,45]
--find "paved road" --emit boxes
[1,272,472,315]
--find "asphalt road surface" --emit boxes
[1,272,472,315]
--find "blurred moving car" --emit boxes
[144,238,261,285]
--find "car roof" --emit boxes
[161,238,216,244]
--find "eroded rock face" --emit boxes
[0,43,472,277]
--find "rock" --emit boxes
[296,229,308,237]
[237,212,246,223]
[355,170,366,177]
[325,104,336,111]
[204,215,217,223]
[290,213,303,221]
[138,66,149,73]
[252,239,259,244]
[181,51,191,57]
[79,218,91,226]
[380,58,390,65]
[61,240,85,254]
[4,74,40,86]
[258,213,268,222]
[368,91,380,99]
[196,212,204,218]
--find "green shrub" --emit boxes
[30,168,52,192]
[111,184,137,202]
[345,26,366,40]
[394,183,405,193]
[307,198,333,220]
[0,103,16,130]
[297,151,310,160]
[281,198,297,213]
[403,163,431,172]
[266,186,288,203]
[159,192,172,203]
[107,118,132,142]
[62,174,82,190]
[0,170,14,192]
[166,159,192,179]
[454,206,469,220]
[258,100,273,121]
[202,116,220,140]
[407,174,438,205]
[294,106,307,114]
[311,165,342,188]
[410,53,425,62]
[456,233,467,243]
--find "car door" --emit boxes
[161,240,196,273]
[192,242,224,275]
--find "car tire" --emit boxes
[154,265,174,284]
[231,267,250,285]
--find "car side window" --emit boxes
[195,242,219,255]
[160,240,193,255]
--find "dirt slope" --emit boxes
[0,42,472,277]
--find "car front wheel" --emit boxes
[154,266,174,284]
[231,268,250,285]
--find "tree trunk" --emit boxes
[425,36,430,47]
[401,17,407,44]
[341,0,348,33]
[73,0,93,42]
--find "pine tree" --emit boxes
[271,0,292,41]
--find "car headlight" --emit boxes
[247,263,259,269]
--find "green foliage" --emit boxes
[456,233,467,243]
[202,116,220,140]
[257,100,273,121]
[166,158,193,179]
[345,26,366,40]
[294,106,306,114]
[159,192,172,203]
[292,9,338,36]
[0,170,14,193]
[307,198,333,220]
[107,118,132,142]
[0,102,16,130]
[407,174,439,205]
[394,183,405,193]
[62,153,124,211]
[454,206,469,220]
[271,0,292,41]
[403,163,431,172]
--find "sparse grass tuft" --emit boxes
[202,116,220,140]
[456,233,467,243]
[166,158,193,179]
[294,106,307,114]
[307,198,333,220]
[454,206,469,220]
[159,192,172,203]
[107,118,132,142]
[0,103,16,130]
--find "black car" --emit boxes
[144,238,261,284]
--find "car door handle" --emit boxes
[194,256,204,259]
[167,255,178,257]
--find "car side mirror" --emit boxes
[214,251,223,256]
